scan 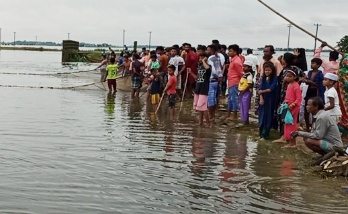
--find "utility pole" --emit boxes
[68,33,70,40]
[13,32,16,46]
[287,24,292,52]
[0,28,2,48]
[314,23,321,52]
[122,29,125,50]
[148,31,152,51]
[35,35,38,45]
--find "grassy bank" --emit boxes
[0,46,61,52]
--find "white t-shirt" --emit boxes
[245,54,259,72]
[168,55,185,76]
[208,54,225,79]
[324,87,342,116]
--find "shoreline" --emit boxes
[0,46,61,52]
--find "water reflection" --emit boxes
[104,92,116,118]
[190,129,215,177]
[2,50,348,213]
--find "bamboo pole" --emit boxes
[155,93,165,114]
[181,69,190,102]
[256,0,340,52]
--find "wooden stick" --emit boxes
[155,93,165,114]
[256,0,340,52]
[181,69,190,102]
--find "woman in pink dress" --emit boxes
[283,68,302,147]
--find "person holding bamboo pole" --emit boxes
[181,43,199,98]
[314,42,340,75]
[163,65,177,119]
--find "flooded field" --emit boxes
[0,50,347,213]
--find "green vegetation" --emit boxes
[0,46,60,51]
[337,35,348,53]
[0,40,113,48]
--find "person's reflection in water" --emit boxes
[105,92,116,120]
[188,129,217,206]
[163,130,174,154]
[190,129,215,177]
[145,99,159,128]
[219,133,248,204]
[280,160,295,177]
[220,134,248,181]
[128,97,143,119]
[277,159,295,205]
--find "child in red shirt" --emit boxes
[283,68,302,148]
[164,65,177,119]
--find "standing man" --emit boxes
[156,46,169,91]
[226,44,243,120]
[207,44,225,122]
[182,43,199,97]
[168,47,186,97]
[140,47,147,58]
[314,42,340,75]
[220,44,230,97]
[255,45,283,114]
[245,48,259,76]
[258,45,283,76]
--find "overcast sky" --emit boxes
[0,0,347,48]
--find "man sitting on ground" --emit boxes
[291,96,343,155]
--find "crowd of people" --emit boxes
[96,40,345,159]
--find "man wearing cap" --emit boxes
[292,97,343,155]
[323,73,342,122]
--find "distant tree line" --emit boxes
[0,40,113,48]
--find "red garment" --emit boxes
[227,56,243,88]
[159,54,169,73]
[183,51,199,84]
[284,82,302,141]
[167,75,177,95]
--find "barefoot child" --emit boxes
[189,52,211,127]
[106,57,118,93]
[258,62,278,139]
[283,67,302,147]
[149,70,161,110]
[238,60,254,125]
[302,58,325,130]
[164,65,177,119]
[130,54,144,98]
[323,73,342,122]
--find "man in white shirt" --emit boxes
[168,47,186,92]
[245,48,259,75]
[207,44,224,122]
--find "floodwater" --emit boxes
[0,50,347,213]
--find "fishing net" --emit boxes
[0,69,106,90]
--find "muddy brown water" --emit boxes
[0,50,347,213]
